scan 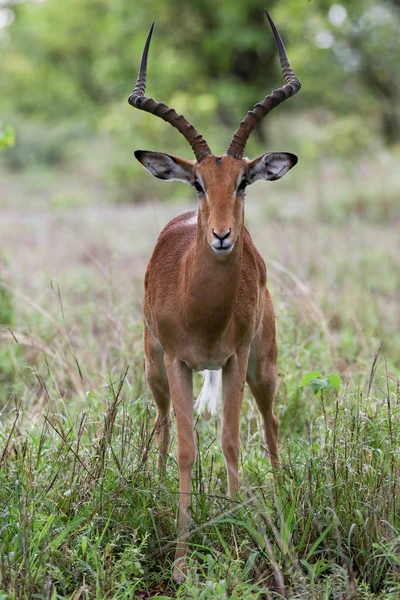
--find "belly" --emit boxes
[186,358,227,372]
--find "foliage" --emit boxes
[300,371,342,396]
[0,124,15,150]
[0,0,400,198]
[3,120,86,170]
[1,0,399,127]
[0,360,399,598]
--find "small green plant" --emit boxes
[300,371,342,396]
[112,536,148,596]
[0,124,15,150]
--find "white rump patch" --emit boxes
[195,369,222,415]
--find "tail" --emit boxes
[195,369,222,415]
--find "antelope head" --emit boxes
[130,12,301,258]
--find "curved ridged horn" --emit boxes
[226,10,301,160]
[129,23,212,162]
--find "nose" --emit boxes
[212,228,231,241]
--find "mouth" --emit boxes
[210,241,235,255]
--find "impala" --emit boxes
[129,11,301,581]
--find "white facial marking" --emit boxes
[235,170,246,191]
[210,242,235,255]
[196,173,206,192]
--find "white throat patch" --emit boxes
[185,212,198,226]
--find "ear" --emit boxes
[247,152,298,183]
[134,150,195,184]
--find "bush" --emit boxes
[2,120,88,170]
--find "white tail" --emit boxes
[195,370,222,415]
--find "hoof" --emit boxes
[173,570,186,584]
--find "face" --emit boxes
[134,149,298,258]
[194,155,246,256]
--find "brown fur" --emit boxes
[142,154,280,581]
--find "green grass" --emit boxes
[0,348,399,598]
[0,150,399,598]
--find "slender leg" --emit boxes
[163,355,195,583]
[144,325,171,470]
[246,298,279,470]
[221,347,249,497]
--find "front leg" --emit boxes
[164,355,195,583]
[221,347,250,498]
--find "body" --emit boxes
[144,208,269,370]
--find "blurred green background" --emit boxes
[1,0,400,202]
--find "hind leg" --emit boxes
[144,325,171,470]
[246,296,279,470]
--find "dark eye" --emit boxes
[193,181,204,194]
[238,179,247,191]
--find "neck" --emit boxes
[183,219,243,337]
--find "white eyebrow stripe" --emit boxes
[195,173,205,189]
[236,170,246,190]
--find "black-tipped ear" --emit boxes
[134,150,195,183]
[247,152,298,183]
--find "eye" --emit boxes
[193,181,204,194]
[238,179,247,191]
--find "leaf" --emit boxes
[48,516,86,549]
[301,371,342,396]
[35,514,56,545]
[305,521,335,561]
[243,550,259,579]
[309,378,331,396]
[327,373,342,392]
[300,372,323,387]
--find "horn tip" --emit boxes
[264,9,276,31]
[147,22,155,39]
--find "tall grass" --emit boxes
[0,314,399,598]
